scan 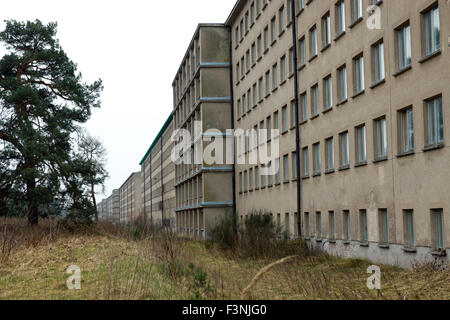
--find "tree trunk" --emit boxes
[91,184,98,222]
[26,178,38,226]
[0,190,6,216]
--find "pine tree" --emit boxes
[0,20,103,225]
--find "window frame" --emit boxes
[398,106,415,154]
[355,124,367,164]
[374,116,388,160]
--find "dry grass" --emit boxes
[0,218,449,300]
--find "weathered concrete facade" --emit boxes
[104,189,120,223]
[97,200,106,220]
[98,0,449,268]
[172,24,234,239]
[119,171,142,224]
[140,114,176,229]
[227,0,449,268]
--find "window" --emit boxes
[359,210,368,243]
[273,111,279,138]
[322,13,331,48]
[250,2,256,25]
[326,137,334,171]
[302,147,309,177]
[397,24,412,71]
[252,125,258,150]
[356,125,367,163]
[311,85,319,117]
[338,65,347,102]
[237,99,242,118]
[246,50,250,72]
[256,0,262,14]
[340,131,350,167]
[257,35,263,58]
[252,83,257,107]
[300,92,308,122]
[244,170,248,192]
[324,75,333,110]
[279,6,286,33]
[310,26,318,57]
[351,0,362,23]
[343,210,351,241]
[236,62,240,83]
[261,164,266,187]
[244,133,248,154]
[329,211,335,240]
[287,0,293,25]
[298,37,306,65]
[268,161,273,187]
[431,209,445,251]
[283,154,290,182]
[264,26,269,51]
[274,158,279,185]
[305,212,310,237]
[240,19,244,40]
[272,63,279,90]
[271,17,277,43]
[353,55,365,94]
[374,117,387,159]
[425,96,444,146]
[242,93,247,114]
[373,42,385,83]
[235,27,240,46]
[249,168,253,191]
[265,71,271,96]
[255,166,260,189]
[245,11,250,34]
[378,209,389,244]
[423,6,440,56]
[399,107,414,153]
[290,100,296,128]
[282,105,288,133]
[316,212,322,239]
[292,151,298,179]
[251,43,256,66]
[267,115,272,141]
[258,77,264,101]
[336,1,346,35]
[313,142,321,175]
[266,70,271,96]
[239,172,243,193]
[260,120,265,144]
[403,210,415,248]
[288,48,294,75]
[285,213,290,235]
[280,55,287,82]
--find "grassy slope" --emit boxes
[0,221,449,300]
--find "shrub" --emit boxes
[209,209,310,260]
[127,215,156,240]
[208,212,238,250]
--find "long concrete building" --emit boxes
[119,171,142,224]
[97,200,106,220]
[99,0,449,268]
[172,25,234,239]
[140,114,176,229]
[226,0,449,268]
[103,189,120,223]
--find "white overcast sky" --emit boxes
[0,0,236,200]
